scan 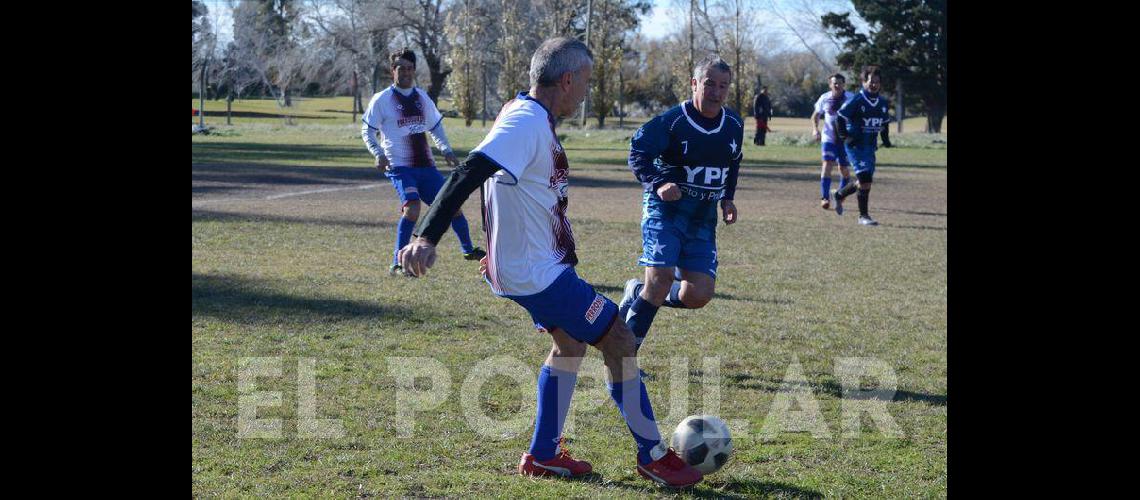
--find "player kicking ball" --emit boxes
[832,65,893,226]
[397,38,703,488]
[618,55,742,353]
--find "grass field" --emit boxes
[193,97,947,498]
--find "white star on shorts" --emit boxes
[651,242,666,256]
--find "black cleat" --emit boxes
[463,247,487,260]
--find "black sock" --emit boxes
[857,190,869,216]
[836,182,859,200]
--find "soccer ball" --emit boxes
[671,415,733,474]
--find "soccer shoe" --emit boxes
[518,438,593,478]
[858,215,879,226]
[637,445,703,488]
[820,198,830,210]
[463,247,487,261]
[389,263,403,276]
[618,279,643,323]
[832,190,844,216]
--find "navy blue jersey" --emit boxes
[837,89,891,148]
[629,101,744,240]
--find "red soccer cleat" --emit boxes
[637,446,704,488]
[518,438,593,478]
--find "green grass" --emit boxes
[193,97,946,498]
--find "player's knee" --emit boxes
[680,286,714,309]
[402,201,421,220]
[552,339,587,358]
[643,272,673,304]
[452,209,464,219]
[601,322,636,362]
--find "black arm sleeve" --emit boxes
[836,116,850,143]
[412,152,501,246]
[880,126,891,147]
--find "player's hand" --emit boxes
[721,199,737,225]
[397,237,437,277]
[811,130,821,142]
[881,139,893,148]
[478,256,488,278]
[444,151,459,168]
[656,182,681,201]
[375,156,391,172]
[843,135,857,147]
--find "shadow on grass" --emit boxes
[880,223,946,232]
[877,208,947,217]
[198,110,338,120]
[193,142,378,166]
[193,160,381,186]
[193,272,413,324]
[591,283,753,303]
[724,374,946,407]
[589,475,821,499]
[193,209,395,230]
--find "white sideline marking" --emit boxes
[192,183,383,207]
[264,183,383,200]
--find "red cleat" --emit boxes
[518,438,593,478]
[637,447,703,488]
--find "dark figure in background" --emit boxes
[752,86,772,146]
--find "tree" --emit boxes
[588,0,650,127]
[822,0,946,132]
[231,0,310,122]
[496,0,536,103]
[393,0,452,103]
[445,0,493,125]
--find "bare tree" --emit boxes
[497,0,535,103]
[393,0,452,103]
[230,0,310,124]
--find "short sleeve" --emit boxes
[472,105,540,183]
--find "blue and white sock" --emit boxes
[528,365,578,461]
[451,215,474,254]
[393,217,416,266]
[821,176,833,200]
[608,375,662,465]
[661,281,688,309]
[626,296,659,351]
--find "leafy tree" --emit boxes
[822,0,946,132]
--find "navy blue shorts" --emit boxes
[386,166,446,206]
[504,267,619,344]
[821,141,850,167]
[845,146,876,175]
[638,219,718,279]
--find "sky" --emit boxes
[198,0,858,52]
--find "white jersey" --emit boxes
[362,85,448,167]
[474,94,577,297]
[814,91,856,144]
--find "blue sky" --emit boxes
[199,0,857,51]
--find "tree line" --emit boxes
[192,0,945,132]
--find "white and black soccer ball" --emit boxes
[671,415,733,474]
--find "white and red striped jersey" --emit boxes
[475,93,578,297]
[361,85,450,167]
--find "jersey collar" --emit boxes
[517,91,556,126]
[680,100,725,135]
[860,89,879,107]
